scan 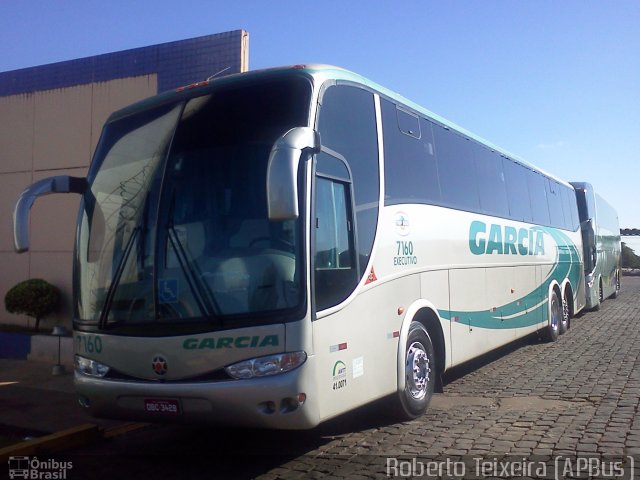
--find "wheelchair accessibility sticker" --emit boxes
[159,278,178,304]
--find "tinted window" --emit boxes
[475,147,509,217]
[528,171,550,225]
[546,180,565,228]
[382,99,440,205]
[314,174,358,310]
[503,159,532,223]
[574,188,588,222]
[318,85,379,277]
[586,189,597,221]
[316,148,350,181]
[562,186,580,230]
[433,124,480,211]
[397,108,421,138]
[79,77,312,325]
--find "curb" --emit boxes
[0,422,149,464]
[0,424,100,463]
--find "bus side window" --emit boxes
[503,159,533,223]
[546,179,565,229]
[314,152,358,311]
[381,99,440,206]
[432,124,481,212]
[317,84,379,278]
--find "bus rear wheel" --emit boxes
[559,289,570,334]
[544,290,561,342]
[599,280,605,304]
[395,322,435,420]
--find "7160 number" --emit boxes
[77,335,103,354]
[396,241,414,256]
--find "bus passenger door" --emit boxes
[312,83,388,421]
[311,149,401,420]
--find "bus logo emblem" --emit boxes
[152,355,168,376]
[394,212,410,236]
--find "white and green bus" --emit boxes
[570,182,621,309]
[14,65,585,429]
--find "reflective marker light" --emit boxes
[225,351,307,379]
[74,355,110,378]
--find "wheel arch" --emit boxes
[548,279,562,302]
[396,300,447,394]
[562,279,576,318]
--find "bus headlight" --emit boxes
[225,351,307,379]
[74,355,110,378]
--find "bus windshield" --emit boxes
[75,76,311,330]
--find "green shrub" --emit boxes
[4,279,60,332]
[622,242,640,269]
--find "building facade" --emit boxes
[0,30,249,330]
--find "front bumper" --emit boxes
[75,355,319,430]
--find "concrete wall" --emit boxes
[0,75,158,331]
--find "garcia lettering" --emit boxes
[469,221,545,256]
[183,335,279,350]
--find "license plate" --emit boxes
[144,398,181,415]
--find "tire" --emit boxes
[592,279,602,311]
[599,280,605,304]
[544,289,561,342]
[395,322,436,419]
[611,272,620,299]
[559,289,570,335]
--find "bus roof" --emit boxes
[107,64,573,189]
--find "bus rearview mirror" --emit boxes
[266,127,319,221]
[13,175,87,253]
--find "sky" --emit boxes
[1,1,639,228]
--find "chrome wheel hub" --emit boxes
[550,295,560,330]
[406,341,430,400]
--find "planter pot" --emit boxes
[0,332,31,359]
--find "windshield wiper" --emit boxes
[99,226,140,328]
[164,190,220,320]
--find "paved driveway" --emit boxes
[63,277,640,479]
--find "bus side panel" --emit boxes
[449,265,544,368]
[507,264,546,338]
[420,269,451,370]
[596,196,621,300]
[312,275,420,422]
[450,268,494,366]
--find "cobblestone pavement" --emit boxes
[65,277,640,479]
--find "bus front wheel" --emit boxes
[611,272,620,299]
[396,322,435,419]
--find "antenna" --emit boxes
[207,66,231,81]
